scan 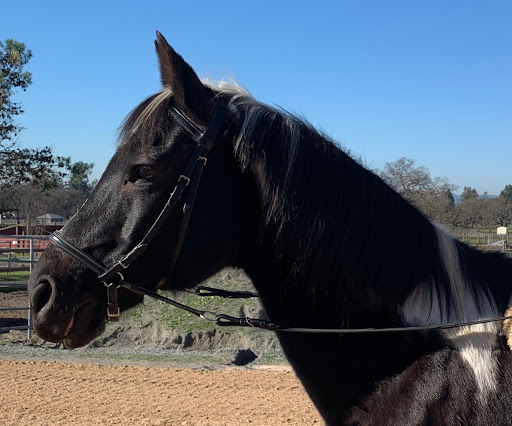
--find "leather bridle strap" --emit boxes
[96,143,203,283]
[50,231,106,276]
[97,103,226,284]
[50,102,227,320]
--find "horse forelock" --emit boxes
[117,80,249,149]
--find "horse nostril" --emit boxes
[33,279,54,314]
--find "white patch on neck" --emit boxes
[401,225,499,398]
[445,324,498,397]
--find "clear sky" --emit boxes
[1,1,511,194]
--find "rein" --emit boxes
[121,283,512,333]
[49,101,512,335]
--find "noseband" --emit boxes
[50,101,227,321]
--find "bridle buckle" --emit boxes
[179,175,191,186]
[107,303,120,321]
[106,281,121,322]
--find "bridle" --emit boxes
[49,100,512,335]
[50,100,227,322]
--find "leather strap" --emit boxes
[50,102,227,320]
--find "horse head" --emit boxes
[28,33,258,348]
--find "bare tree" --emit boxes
[458,198,485,229]
[379,157,457,224]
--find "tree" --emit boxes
[0,39,68,190]
[64,160,94,195]
[419,189,457,225]
[457,187,486,228]
[6,184,47,234]
[380,157,457,208]
[0,146,67,189]
[0,39,32,145]
[0,38,72,231]
[0,39,98,230]
[460,186,479,202]
[500,184,512,201]
[43,189,87,218]
[484,197,512,227]
[458,197,484,228]
[380,157,432,202]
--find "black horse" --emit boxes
[29,33,512,425]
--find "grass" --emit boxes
[0,252,32,284]
[254,350,289,365]
[85,268,279,359]
[124,269,264,335]
[0,270,30,287]
[0,344,240,367]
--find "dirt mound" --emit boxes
[1,270,281,363]
[92,322,278,352]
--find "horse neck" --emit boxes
[243,239,443,422]
[231,113,512,417]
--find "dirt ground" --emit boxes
[0,360,322,425]
[0,290,29,337]
[0,290,28,319]
[0,290,322,424]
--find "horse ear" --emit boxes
[154,31,213,124]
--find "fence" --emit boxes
[458,232,510,250]
[0,235,50,340]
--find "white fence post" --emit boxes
[28,239,34,341]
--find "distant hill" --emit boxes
[453,194,498,204]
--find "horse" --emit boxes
[28,32,512,425]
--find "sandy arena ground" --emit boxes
[0,360,322,425]
[1,290,322,424]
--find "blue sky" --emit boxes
[2,1,511,194]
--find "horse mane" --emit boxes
[218,84,509,326]
[118,82,508,327]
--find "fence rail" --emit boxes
[0,326,30,332]
[0,282,29,289]
[0,235,50,340]
[0,248,46,254]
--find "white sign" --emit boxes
[497,226,507,235]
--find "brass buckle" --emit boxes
[107,304,120,321]
[179,175,191,186]
[198,156,207,165]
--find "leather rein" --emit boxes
[49,101,512,334]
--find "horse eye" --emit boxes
[136,166,154,180]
